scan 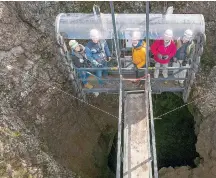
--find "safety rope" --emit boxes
[154,32,206,118]
[5,65,118,119]
[7,56,212,125]
[5,63,122,165]
[155,87,216,119]
[155,38,206,118]
[123,74,148,83]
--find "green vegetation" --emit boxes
[153,93,199,169]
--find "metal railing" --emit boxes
[75,66,191,71]
[109,1,124,178]
[148,75,159,178]
[74,66,190,83]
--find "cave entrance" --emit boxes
[153,93,199,169]
[108,92,199,175]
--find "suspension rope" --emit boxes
[5,65,118,119]
[156,32,206,118]
[6,60,212,125]
[155,88,216,119]
[5,59,144,125]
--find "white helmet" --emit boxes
[132,31,142,40]
[164,29,173,38]
[90,29,100,39]
[184,29,193,41]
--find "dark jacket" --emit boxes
[175,38,195,61]
[71,44,88,68]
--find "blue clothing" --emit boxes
[85,40,111,65]
[79,71,90,85]
[96,60,108,85]
[85,40,111,84]
[135,40,143,48]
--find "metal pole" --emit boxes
[148,75,159,178]
[76,67,191,71]
[117,78,123,178]
[109,2,123,178]
[110,1,122,73]
[145,1,150,76]
[145,2,153,178]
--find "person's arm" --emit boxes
[150,40,159,56]
[85,46,101,67]
[85,46,94,61]
[188,43,195,60]
[169,42,177,58]
[142,48,146,66]
[138,47,146,65]
[174,38,180,58]
[70,51,81,68]
[104,40,111,57]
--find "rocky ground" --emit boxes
[0,1,216,178]
[0,2,117,178]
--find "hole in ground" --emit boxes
[108,133,117,174]
[153,92,199,169]
[107,92,199,175]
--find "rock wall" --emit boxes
[0,2,117,178]
[1,1,216,178]
[159,68,216,178]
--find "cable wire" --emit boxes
[156,83,215,119]
[5,64,121,164]
[5,65,118,119]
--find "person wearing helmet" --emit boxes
[69,40,93,89]
[131,31,147,85]
[151,29,177,79]
[172,29,195,87]
[85,29,112,85]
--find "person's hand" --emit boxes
[132,64,138,71]
[97,64,103,68]
[79,58,84,63]
[157,53,162,59]
[182,60,187,66]
[92,60,99,66]
[107,57,112,62]
[163,55,169,60]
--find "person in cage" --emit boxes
[172,29,195,87]
[131,31,147,85]
[69,40,93,89]
[85,29,112,85]
[151,29,177,79]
